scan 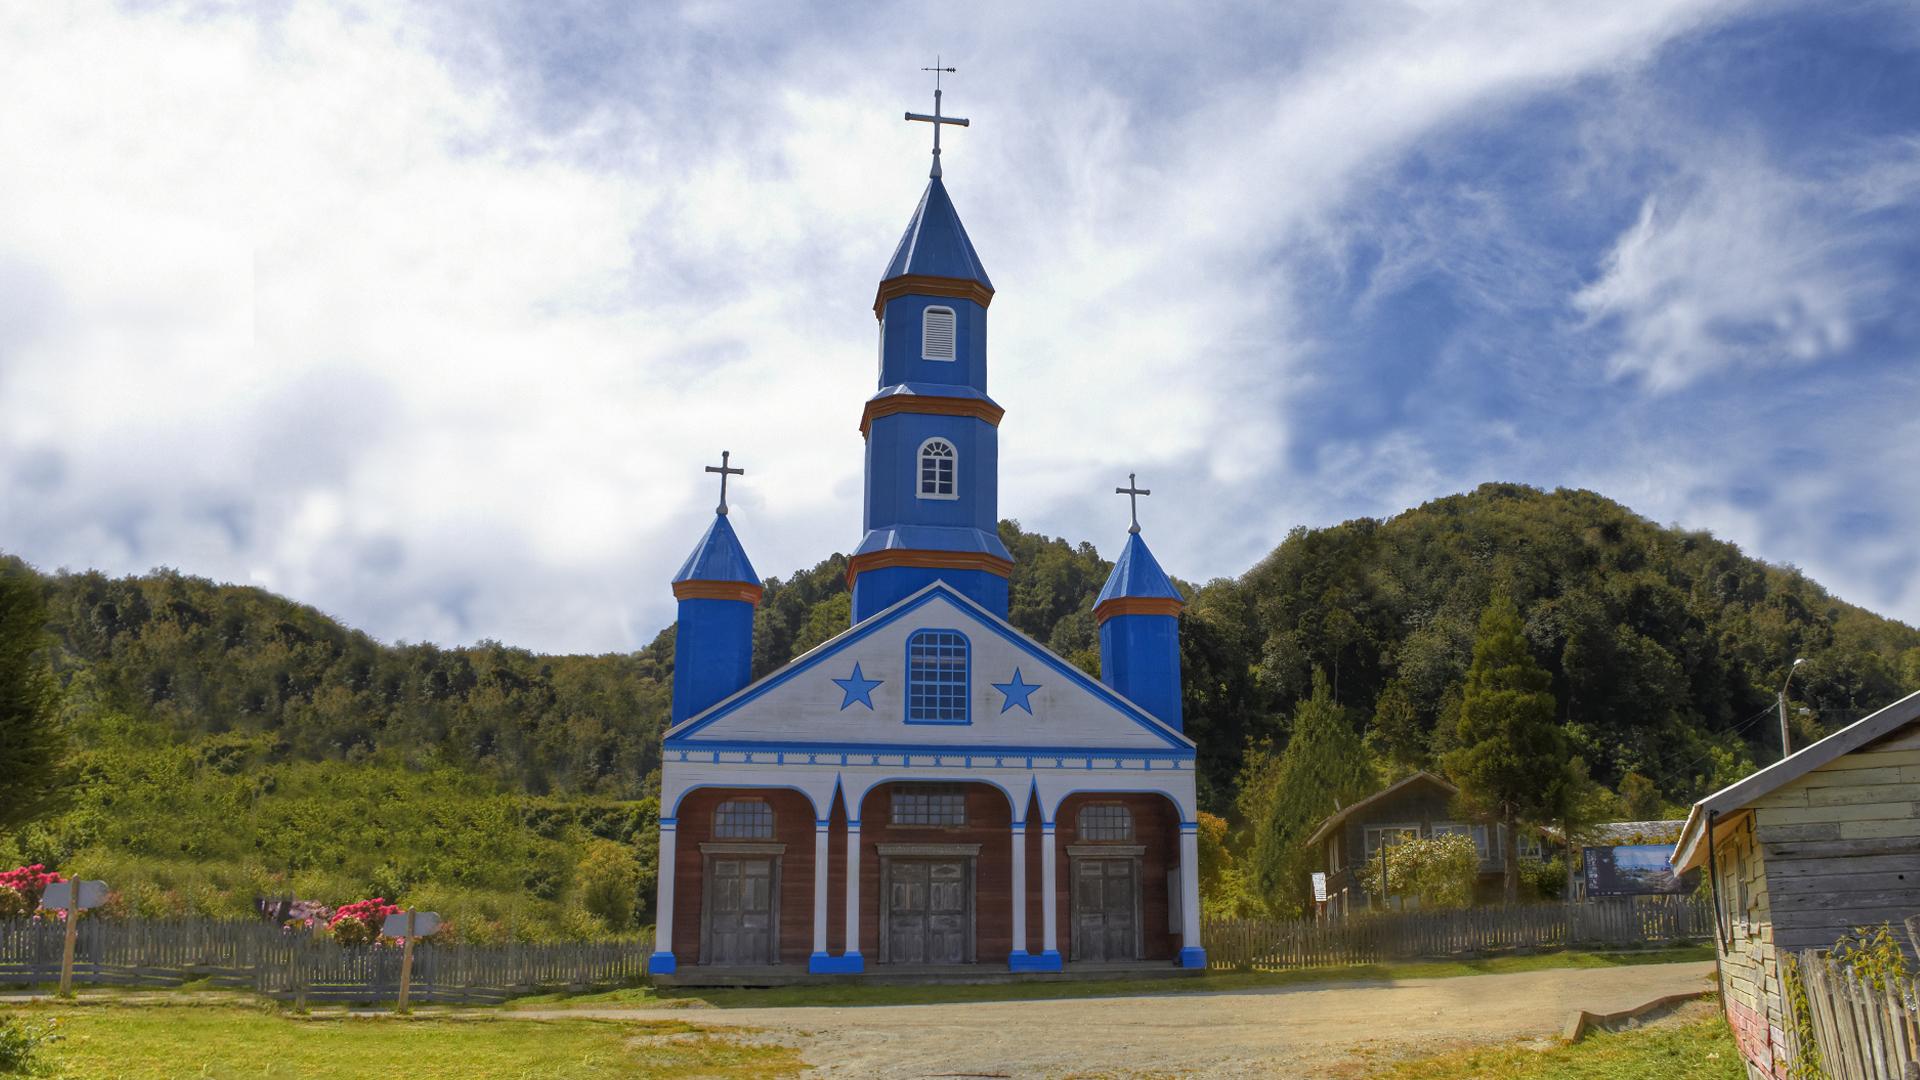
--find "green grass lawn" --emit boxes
[510,944,1715,1010]
[1359,1010,1745,1079]
[0,1003,804,1079]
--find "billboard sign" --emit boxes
[1583,845,1690,896]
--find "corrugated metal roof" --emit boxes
[879,177,992,288]
[672,513,759,585]
[1096,532,1182,605]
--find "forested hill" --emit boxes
[15,482,1920,815]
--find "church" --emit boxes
[650,85,1203,978]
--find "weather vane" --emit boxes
[905,57,969,178]
[705,450,744,516]
[1116,473,1151,534]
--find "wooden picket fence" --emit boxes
[1792,950,1920,1080]
[1203,895,1714,972]
[0,918,653,1004]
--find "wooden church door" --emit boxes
[883,859,971,964]
[703,855,776,966]
[1072,857,1141,962]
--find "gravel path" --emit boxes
[524,960,1718,1078]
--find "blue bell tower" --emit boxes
[848,85,1012,623]
[670,453,762,724]
[1094,476,1185,731]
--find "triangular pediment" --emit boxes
[665,583,1191,754]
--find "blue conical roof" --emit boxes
[1096,532,1182,606]
[673,513,759,584]
[880,177,992,289]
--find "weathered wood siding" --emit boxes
[1710,717,1920,1080]
[1752,720,1920,957]
[1712,811,1787,1079]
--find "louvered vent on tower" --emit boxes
[921,306,957,360]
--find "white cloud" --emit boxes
[11,0,1866,653]
[1574,146,1915,391]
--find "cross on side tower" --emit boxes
[1116,472,1151,534]
[905,58,969,178]
[705,450,744,516]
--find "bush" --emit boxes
[327,898,402,947]
[1356,834,1479,908]
[1518,855,1566,900]
[576,839,641,931]
[0,866,63,918]
[0,1013,58,1074]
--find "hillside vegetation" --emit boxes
[4,483,1916,936]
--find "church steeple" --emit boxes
[1095,479,1185,731]
[670,454,762,724]
[848,77,1012,624]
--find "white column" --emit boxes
[1178,822,1205,968]
[650,822,678,972]
[843,820,864,966]
[1009,820,1028,961]
[811,821,830,960]
[1040,820,1060,961]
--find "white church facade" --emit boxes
[650,87,1203,978]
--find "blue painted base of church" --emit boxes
[1006,949,1063,973]
[648,952,678,975]
[808,951,866,974]
[1177,947,1207,969]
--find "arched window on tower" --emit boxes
[917,438,957,500]
[921,306,957,361]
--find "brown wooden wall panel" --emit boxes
[671,787,819,966]
[856,782,1016,963]
[1054,792,1181,961]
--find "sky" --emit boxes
[2,1,1917,654]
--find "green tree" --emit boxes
[1251,670,1376,915]
[1442,594,1568,903]
[1617,771,1666,820]
[0,567,63,837]
[1356,833,1478,908]
[576,838,643,930]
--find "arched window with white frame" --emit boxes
[921,306,957,361]
[917,438,957,500]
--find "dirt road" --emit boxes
[528,961,1718,1078]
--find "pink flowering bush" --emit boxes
[0,865,64,919]
[326,897,402,947]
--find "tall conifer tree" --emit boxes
[0,568,63,836]
[1252,669,1376,914]
[1443,594,1567,902]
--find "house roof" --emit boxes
[1303,771,1457,848]
[879,177,992,290]
[1547,820,1686,845]
[1671,688,1920,873]
[672,512,758,585]
[1095,532,1183,606]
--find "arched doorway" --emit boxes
[1052,792,1182,963]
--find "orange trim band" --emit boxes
[846,548,1014,588]
[672,580,764,604]
[873,274,995,317]
[859,394,1006,436]
[1094,596,1185,623]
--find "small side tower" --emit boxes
[670,455,762,725]
[1094,477,1184,730]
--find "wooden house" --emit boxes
[1670,689,1920,1080]
[1304,771,1545,915]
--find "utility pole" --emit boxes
[1778,658,1806,759]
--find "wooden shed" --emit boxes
[1670,688,1920,1080]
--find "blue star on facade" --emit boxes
[832,663,882,710]
[992,668,1041,714]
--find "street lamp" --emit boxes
[1778,658,1807,759]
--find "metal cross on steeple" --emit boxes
[705,450,744,516]
[905,58,969,178]
[1116,473,1151,535]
